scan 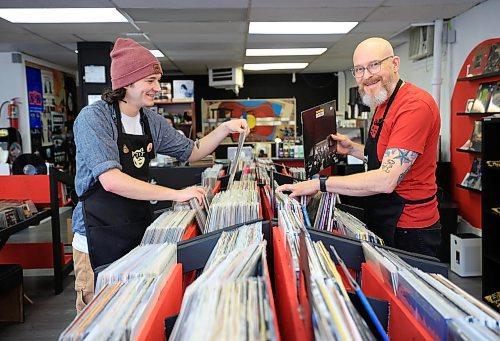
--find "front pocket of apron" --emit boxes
[86,221,147,269]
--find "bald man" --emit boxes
[278,37,441,258]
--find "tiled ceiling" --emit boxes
[0,0,486,75]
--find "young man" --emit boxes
[72,38,248,313]
[278,37,441,258]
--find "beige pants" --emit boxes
[73,248,94,314]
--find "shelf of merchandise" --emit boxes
[0,168,74,294]
[457,71,500,82]
[153,100,196,140]
[456,148,481,155]
[481,116,500,303]
[450,38,500,230]
[455,183,481,193]
[272,225,448,340]
[456,112,488,116]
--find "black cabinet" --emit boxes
[481,116,500,303]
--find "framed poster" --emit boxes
[202,98,296,142]
[173,80,194,100]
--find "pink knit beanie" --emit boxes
[110,38,163,90]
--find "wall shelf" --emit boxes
[456,183,481,193]
[456,148,481,155]
[457,71,500,82]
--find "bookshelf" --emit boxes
[153,100,196,140]
[450,38,500,230]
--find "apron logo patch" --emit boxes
[132,147,145,168]
[147,142,153,153]
[123,144,129,154]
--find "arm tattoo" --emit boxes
[383,148,419,184]
[388,148,419,166]
[381,159,395,173]
[397,166,412,185]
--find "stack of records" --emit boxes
[141,210,196,245]
[201,164,223,191]
[60,244,177,341]
[362,242,500,340]
[312,193,384,245]
[276,192,385,340]
[173,192,209,230]
[0,199,38,229]
[289,167,306,180]
[170,222,279,340]
[204,181,260,234]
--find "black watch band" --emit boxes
[319,175,329,192]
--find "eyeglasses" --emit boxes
[351,56,394,78]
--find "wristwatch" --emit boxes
[319,175,329,192]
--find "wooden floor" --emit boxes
[0,274,76,340]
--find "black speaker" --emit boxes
[438,201,458,263]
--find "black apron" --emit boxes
[81,103,155,270]
[364,79,435,247]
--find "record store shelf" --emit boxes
[0,168,74,294]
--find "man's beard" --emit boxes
[359,75,397,109]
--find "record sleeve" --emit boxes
[301,100,337,178]
[471,82,495,113]
[486,82,500,113]
[12,153,47,175]
[483,42,500,74]
[467,44,492,76]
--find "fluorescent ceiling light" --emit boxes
[244,63,308,71]
[0,8,127,23]
[249,22,357,34]
[149,50,165,58]
[246,48,327,56]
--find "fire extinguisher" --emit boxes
[0,97,20,129]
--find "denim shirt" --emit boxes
[72,100,194,236]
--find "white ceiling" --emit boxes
[0,0,486,75]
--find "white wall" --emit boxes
[395,0,500,161]
[337,0,499,161]
[0,52,76,153]
[0,52,31,152]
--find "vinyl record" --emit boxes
[12,153,47,175]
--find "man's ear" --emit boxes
[393,56,401,72]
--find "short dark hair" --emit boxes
[101,88,126,104]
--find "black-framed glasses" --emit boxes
[350,56,394,78]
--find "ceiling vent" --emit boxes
[409,25,434,61]
[208,67,244,95]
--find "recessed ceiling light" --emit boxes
[249,22,358,34]
[149,50,165,58]
[0,8,127,23]
[246,48,327,56]
[243,63,309,71]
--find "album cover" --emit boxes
[301,100,337,178]
[469,120,482,151]
[468,44,491,77]
[470,82,495,113]
[486,82,500,113]
[173,80,194,100]
[483,42,500,74]
[461,158,482,190]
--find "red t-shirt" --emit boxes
[369,82,440,228]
